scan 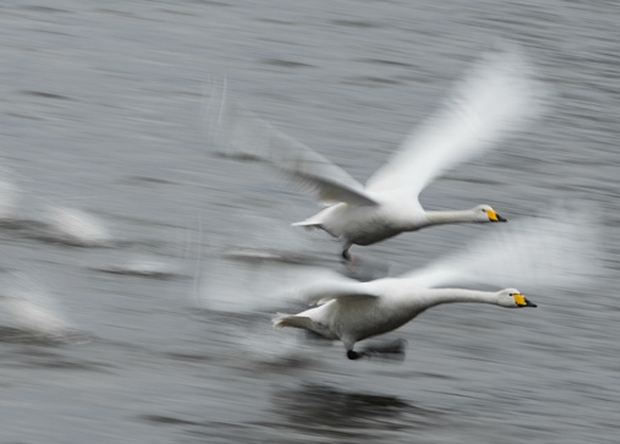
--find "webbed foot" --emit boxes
[347,349,366,360]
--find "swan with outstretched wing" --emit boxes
[209,48,547,259]
[272,207,601,360]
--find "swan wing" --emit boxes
[300,276,379,306]
[365,48,548,197]
[207,84,377,207]
[310,292,379,306]
[400,206,602,292]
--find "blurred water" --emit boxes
[0,1,619,443]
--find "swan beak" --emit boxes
[514,293,537,308]
[488,210,507,222]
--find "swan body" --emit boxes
[209,48,545,258]
[294,202,504,252]
[273,281,536,359]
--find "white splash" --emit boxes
[45,206,112,246]
[0,271,73,339]
[0,177,21,222]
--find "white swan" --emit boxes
[208,48,547,259]
[269,206,604,360]
[273,282,536,360]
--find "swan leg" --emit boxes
[340,239,353,262]
[342,247,352,262]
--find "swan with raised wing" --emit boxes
[209,49,547,259]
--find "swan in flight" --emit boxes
[273,282,536,360]
[271,207,601,360]
[208,48,547,259]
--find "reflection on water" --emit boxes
[271,383,441,434]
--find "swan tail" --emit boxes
[272,313,313,330]
[291,219,322,230]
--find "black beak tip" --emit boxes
[527,301,537,308]
[497,215,508,222]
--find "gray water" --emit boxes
[0,1,619,443]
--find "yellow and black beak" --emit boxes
[488,210,507,222]
[514,293,537,308]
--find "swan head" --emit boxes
[497,288,537,308]
[471,204,507,223]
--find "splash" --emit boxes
[45,206,112,247]
[0,176,21,222]
[0,271,74,341]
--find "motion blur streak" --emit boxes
[0,1,618,443]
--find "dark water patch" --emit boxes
[187,0,234,6]
[19,6,70,13]
[1,343,110,372]
[271,383,441,433]
[0,218,44,231]
[95,8,137,18]
[330,19,381,29]
[356,58,415,68]
[33,29,78,38]
[257,18,296,26]
[91,209,195,232]
[213,150,263,162]
[17,356,112,372]
[139,415,202,426]
[252,354,315,374]
[124,175,178,186]
[0,327,66,345]
[92,265,185,281]
[163,352,214,363]
[0,328,91,346]
[191,308,265,326]
[376,369,456,380]
[442,176,505,186]
[158,8,195,17]
[223,248,321,266]
[342,76,404,87]
[261,59,315,69]
[182,421,268,443]
[5,112,46,121]
[20,91,74,101]
[19,228,112,248]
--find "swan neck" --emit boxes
[424,209,474,225]
[417,288,499,308]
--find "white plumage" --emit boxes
[209,48,547,259]
[273,282,535,360]
[271,206,599,360]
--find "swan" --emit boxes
[198,205,598,333]
[273,282,536,360]
[208,48,547,259]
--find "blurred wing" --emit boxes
[302,276,379,306]
[400,205,603,293]
[366,48,548,197]
[207,84,377,207]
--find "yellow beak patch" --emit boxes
[487,210,499,221]
[514,293,527,306]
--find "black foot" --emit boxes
[342,249,352,262]
[347,350,366,360]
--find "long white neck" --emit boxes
[423,209,477,226]
[410,288,500,311]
